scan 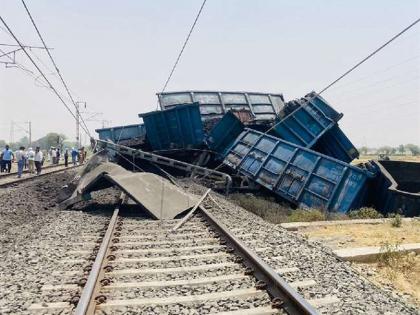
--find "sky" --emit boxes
[0,0,419,147]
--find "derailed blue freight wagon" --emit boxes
[273,92,358,163]
[95,124,146,142]
[223,129,375,213]
[139,103,205,151]
[367,160,420,217]
[207,111,245,157]
[157,90,285,123]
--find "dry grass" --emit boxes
[302,221,420,248]
[356,250,420,306]
[229,193,332,224]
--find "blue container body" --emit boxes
[157,90,285,123]
[303,92,343,122]
[312,125,359,163]
[207,111,245,157]
[271,100,336,148]
[367,160,420,217]
[95,124,146,142]
[223,129,374,213]
[139,103,205,151]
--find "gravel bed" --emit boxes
[116,246,227,259]
[0,171,118,314]
[104,277,256,299]
[108,264,245,282]
[95,295,277,315]
[110,255,234,270]
[179,180,419,315]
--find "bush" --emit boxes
[348,207,383,219]
[389,213,402,228]
[287,209,326,222]
[378,241,415,279]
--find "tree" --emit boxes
[358,146,368,155]
[32,133,67,151]
[405,144,420,156]
[377,146,393,155]
[0,140,6,149]
[398,144,405,154]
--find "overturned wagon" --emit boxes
[223,129,375,213]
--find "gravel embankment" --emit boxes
[180,180,419,315]
[0,171,117,314]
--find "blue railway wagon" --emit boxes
[139,103,205,151]
[272,100,358,163]
[157,90,285,122]
[271,100,336,148]
[368,160,420,217]
[302,92,343,122]
[207,111,245,157]
[313,125,359,163]
[223,129,374,213]
[95,124,146,142]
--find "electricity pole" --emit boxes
[75,101,86,148]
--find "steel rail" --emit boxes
[74,194,125,315]
[0,163,66,178]
[0,164,81,188]
[198,205,318,315]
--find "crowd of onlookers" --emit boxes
[0,145,87,178]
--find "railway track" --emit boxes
[28,193,318,315]
[0,164,80,188]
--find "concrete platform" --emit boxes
[333,243,420,262]
[280,218,419,231]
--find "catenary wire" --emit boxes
[0,15,89,135]
[319,18,420,94]
[21,0,91,137]
[161,0,207,93]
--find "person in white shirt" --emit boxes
[51,147,57,165]
[15,146,25,178]
[27,147,35,174]
[34,147,43,175]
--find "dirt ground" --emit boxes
[301,220,420,249]
[298,220,420,306]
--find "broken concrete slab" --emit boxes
[61,162,197,219]
[334,243,420,262]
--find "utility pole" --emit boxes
[28,121,31,146]
[76,102,80,148]
[75,101,86,148]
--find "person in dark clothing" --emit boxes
[64,149,69,167]
[56,148,61,164]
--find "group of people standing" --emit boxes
[0,145,43,177]
[1,145,87,178]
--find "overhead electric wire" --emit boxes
[319,18,420,94]
[161,0,207,93]
[0,15,89,135]
[21,0,91,137]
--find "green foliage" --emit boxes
[348,207,383,219]
[358,146,368,155]
[32,133,67,150]
[398,144,405,154]
[287,209,326,222]
[388,213,402,228]
[405,143,420,156]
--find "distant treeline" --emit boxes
[358,144,420,156]
[0,132,77,151]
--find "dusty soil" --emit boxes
[298,220,420,307]
[354,255,420,307]
[301,220,420,249]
